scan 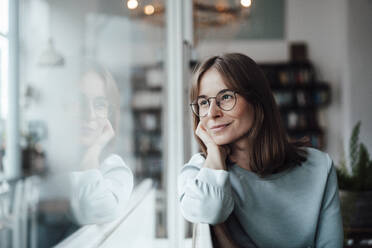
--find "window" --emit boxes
[0,0,9,118]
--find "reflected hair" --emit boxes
[80,59,121,158]
[190,53,309,177]
[81,60,120,133]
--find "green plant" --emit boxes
[336,121,372,191]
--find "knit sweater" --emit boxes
[178,147,343,248]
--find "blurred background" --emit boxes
[0,0,371,247]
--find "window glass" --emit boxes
[16,0,167,247]
[0,0,9,34]
[0,35,8,118]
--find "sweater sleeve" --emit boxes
[70,154,134,225]
[315,155,344,247]
[178,153,234,225]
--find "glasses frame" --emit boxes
[190,89,238,117]
[79,96,113,120]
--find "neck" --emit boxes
[229,136,253,171]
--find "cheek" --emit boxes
[98,118,106,127]
[229,102,255,134]
[236,100,254,121]
[199,118,208,128]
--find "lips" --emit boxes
[209,123,231,132]
[81,125,96,133]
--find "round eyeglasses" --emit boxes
[190,89,238,117]
[80,95,112,119]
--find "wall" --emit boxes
[196,0,372,164]
[346,0,372,154]
[21,0,372,167]
[20,0,166,178]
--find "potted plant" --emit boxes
[336,121,372,240]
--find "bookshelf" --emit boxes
[259,61,331,149]
[130,63,163,183]
[130,63,166,238]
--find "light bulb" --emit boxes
[144,5,155,15]
[127,0,138,10]
[241,0,252,8]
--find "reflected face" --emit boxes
[79,71,108,146]
[198,68,255,145]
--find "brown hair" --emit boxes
[82,61,120,133]
[81,61,121,158]
[190,53,308,177]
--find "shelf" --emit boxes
[287,128,323,135]
[279,104,329,112]
[135,150,162,157]
[132,108,162,113]
[270,82,330,91]
[135,129,162,134]
[259,61,314,67]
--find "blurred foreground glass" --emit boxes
[15,0,166,247]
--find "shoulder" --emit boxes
[304,147,333,168]
[100,154,131,173]
[301,147,334,179]
[179,153,206,174]
[103,153,126,165]
[187,153,206,165]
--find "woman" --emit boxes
[69,63,134,225]
[178,53,343,247]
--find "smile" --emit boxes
[81,126,96,133]
[209,123,231,132]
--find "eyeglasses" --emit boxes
[190,89,238,117]
[80,95,112,119]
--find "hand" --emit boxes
[80,119,115,170]
[93,119,115,150]
[195,122,230,170]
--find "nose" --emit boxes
[82,101,97,121]
[207,99,222,118]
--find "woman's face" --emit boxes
[198,68,255,146]
[79,71,108,147]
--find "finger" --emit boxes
[195,122,217,148]
[195,122,204,138]
[101,119,114,136]
[195,122,208,140]
[103,119,113,131]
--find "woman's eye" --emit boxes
[198,99,208,106]
[94,101,108,110]
[221,94,233,100]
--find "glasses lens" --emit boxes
[197,97,209,117]
[217,90,236,111]
[190,104,199,116]
[80,95,110,119]
[93,98,109,118]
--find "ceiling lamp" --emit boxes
[125,0,253,28]
[38,38,65,67]
[127,0,139,10]
[240,0,252,8]
[144,4,155,15]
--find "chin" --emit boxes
[211,135,234,146]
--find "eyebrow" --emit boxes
[93,96,108,101]
[197,88,231,98]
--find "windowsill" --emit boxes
[55,179,154,248]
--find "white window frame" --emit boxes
[1,0,21,179]
[0,0,9,118]
[165,0,196,247]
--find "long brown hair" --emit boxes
[190,53,308,177]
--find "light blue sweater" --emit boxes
[178,147,343,248]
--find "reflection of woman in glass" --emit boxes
[69,64,133,225]
[179,54,343,247]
